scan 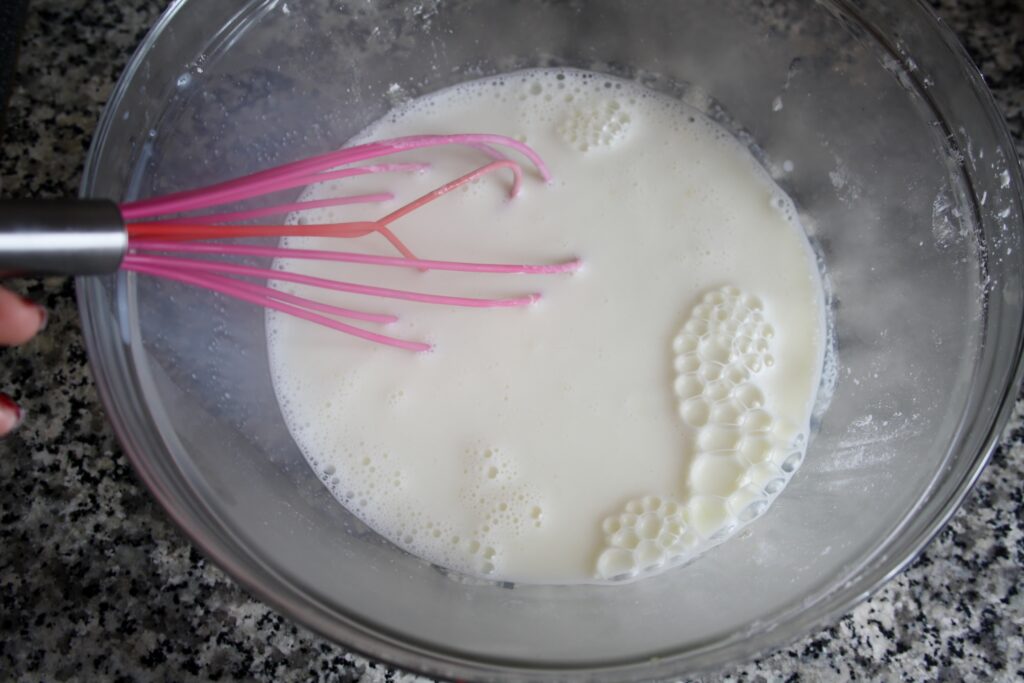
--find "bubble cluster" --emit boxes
[460,446,547,530]
[595,286,807,580]
[595,495,698,578]
[346,444,550,578]
[381,502,504,577]
[558,100,632,152]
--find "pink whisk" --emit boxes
[0,135,579,352]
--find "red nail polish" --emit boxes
[0,394,23,432]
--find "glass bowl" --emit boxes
[77,0,1024,679]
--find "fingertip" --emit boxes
[0,289,47,346]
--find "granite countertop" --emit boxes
[1,1,1021,680]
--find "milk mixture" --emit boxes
[267,69,826,584]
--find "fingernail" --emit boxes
[0,394,24,435]
[19,295,47,332]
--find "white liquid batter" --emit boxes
[267,69,826,584]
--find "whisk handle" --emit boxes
[0,199,127,277]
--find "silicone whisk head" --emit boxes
[118,134,578,352]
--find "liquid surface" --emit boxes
[267,69,826,584]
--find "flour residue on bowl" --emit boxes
[266,69,826,584]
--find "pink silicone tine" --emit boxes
[469,143,509,163]
[199,134,548,196]
[123,262,428,352]
[129,241,581,275]
[355,159,524,263]
[377,160,521,232]
[363,159,523,264]
[123,254,540,308]
[119,134,550,220]
[385,135,550,181]
[126,159,526,263]
[121,163,426,221]
[177,270,397,324]
[150,193,393,225]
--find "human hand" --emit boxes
[0,287,47,435]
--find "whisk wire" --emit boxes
[122,262,430,352]
[145,193,394,225]
[119,135,569,351]
[123,254,541,308]
[129,241,580,275]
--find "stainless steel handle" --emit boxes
[0,199,127,276]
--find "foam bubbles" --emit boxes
[596,494,691,578]
[595,286,809,580]
[558,99,633,152]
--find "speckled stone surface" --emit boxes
[0,1,1021,680]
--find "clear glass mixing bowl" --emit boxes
[77,0,1024,679]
